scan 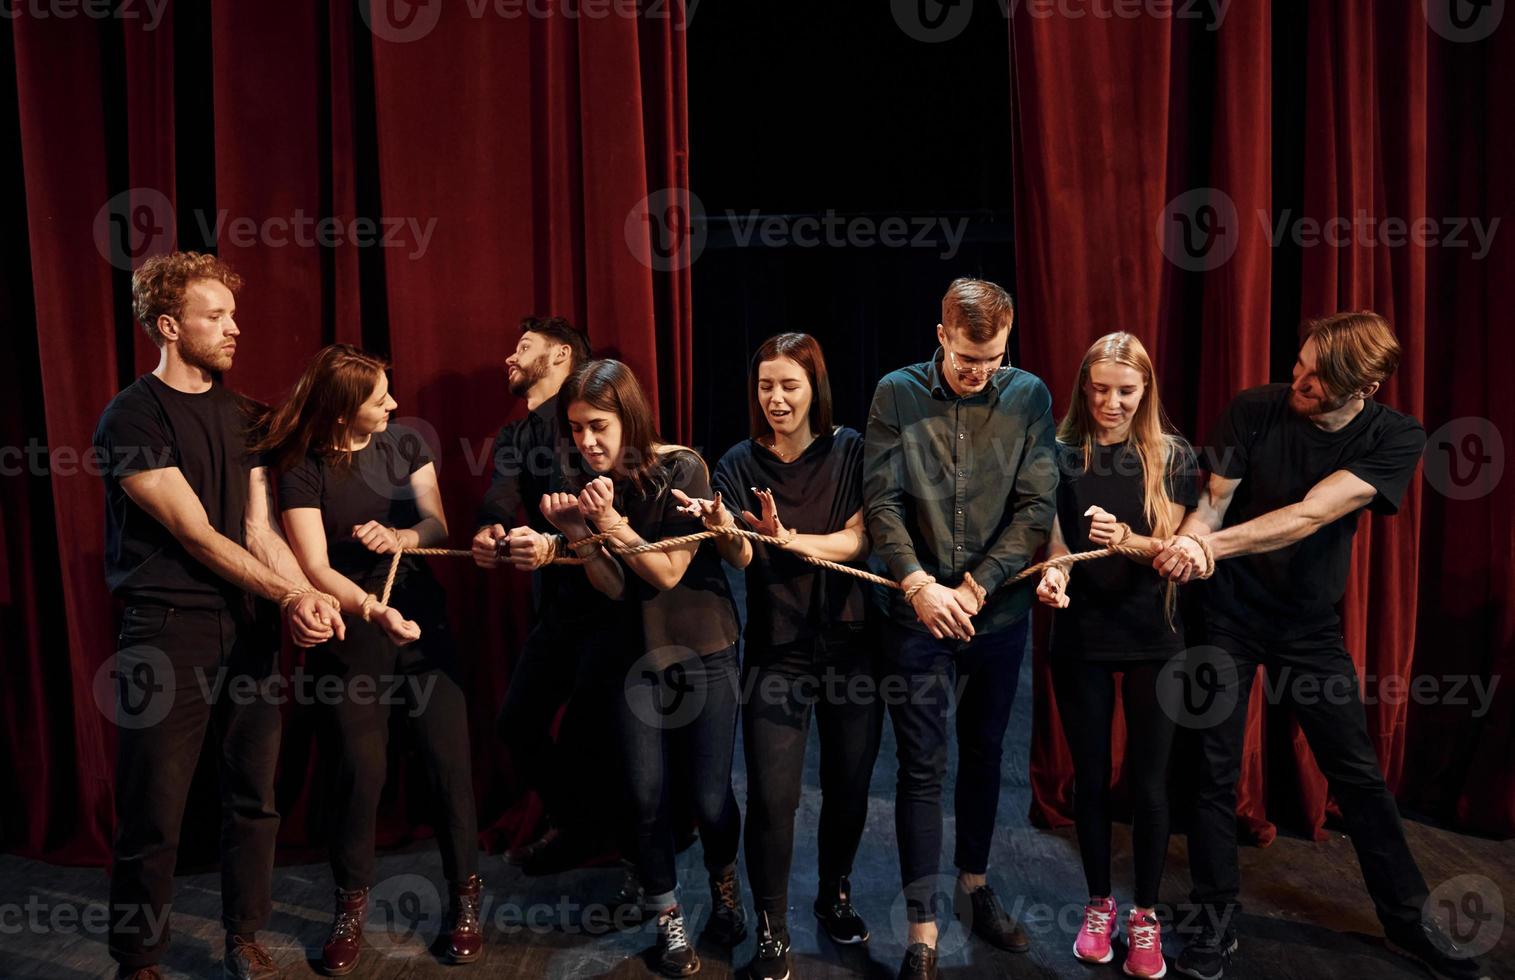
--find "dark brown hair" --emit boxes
[558,359,667,492]
[520,315,591,370]
[1301,310,1401,396]
[747,333,834,441]
[132,251,244,346]
[942,277,1015,343]
[254,344,390,474]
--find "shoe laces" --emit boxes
[1083,903,1114,936]
[713,872,740,912]
[757,912,788,958]
[231,936,276,969]
[659,909,691,952]
[1128,914,1160,951]
[331,908,363,941]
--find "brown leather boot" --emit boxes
[443,874,484,963]
[320,887,368,976]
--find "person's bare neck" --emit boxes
[767,427,815,459]
[152,348,214,393]
[524,367,570,411]
[1308,397,1366,433]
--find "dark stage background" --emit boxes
[1,0,1510,870]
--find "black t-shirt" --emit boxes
[1202,384,1426,638]
[277,424,436,591]
[1050,437,1199,660]
[475,394,593,615]
[93,374,262,609]
[615,448,741,662]
[711,427,869,649]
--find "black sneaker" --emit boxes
[1385,918,1491,980]
[655,906,700,977]
[814,874,870,944]
[954,883,1030,952]
[706,865,748,944]
[750,911,792,980]
[897,941,938,980]
[1174,922,1238,980]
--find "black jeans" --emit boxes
[496,615,624,842]
[742,624,884,917]
[108,602,281,971]
[1187,620,1429,933]
[883,616,1029,923]
[1051,656,1180,909]
[619,644,742,911]
[308,574,478,889]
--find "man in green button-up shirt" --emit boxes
[864,278,1057,979]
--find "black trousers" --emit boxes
[308,574,478,889]
[108,602,281,972]
[742,624,885,917]
[496,614,624,842]
[1051,656,1180,909]
[1187,620,1430,933]
[883,616,1029,923]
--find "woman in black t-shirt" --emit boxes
[512,358,744,978]
[1034,332,1198,979]
[675,333,880,980]
[259,344,481,974]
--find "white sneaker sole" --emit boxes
[1073,938,1116,964]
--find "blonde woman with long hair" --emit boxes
[1036,332,1199,978]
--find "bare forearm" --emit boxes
[791,526,867,563]
[247,527,316,591]
[183,530,299,602]
[1206,502,1326,560]
[304,564,371,614]
[715,534,751,568]
[604,524,685,589]
[397,516,446,550]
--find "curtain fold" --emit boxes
[2,0,692,863]
[1014,0,1513,840]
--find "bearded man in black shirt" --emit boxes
[92,252,345,980]
[1153,311,1486,980]
[470,317,626,876]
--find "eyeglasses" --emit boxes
[947,346,1005,378]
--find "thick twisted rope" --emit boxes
[378,525,1167,607]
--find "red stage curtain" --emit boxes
[2,0,691,864]
[1014,1,1514,839]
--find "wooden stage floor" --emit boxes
[3,653,1511,979]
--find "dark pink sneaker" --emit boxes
[1073,896,1117,964]
[1123,909,1167,978]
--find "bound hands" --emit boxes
[285,592,345,647]
[906,571,987,642]
[1152,535,1209,583]
[370,601,422,645]
[353,520,403,555]
[578,476,621,530]
[1036,565,1070,609]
